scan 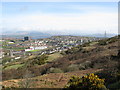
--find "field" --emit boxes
[4,64,24,70]
[27,49,41,52]
[3,52,62,70]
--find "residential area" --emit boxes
[1,35,101,65]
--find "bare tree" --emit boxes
[19,69,34,88]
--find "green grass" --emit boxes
[82,46,95,51]
[2,45,25,51]
[27,49,41,52]
[89,42,98,46]
[4,64,24,70]
[46,53,63,62]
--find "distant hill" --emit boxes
[84,33,117,38]
[2,29,117,39]
[2,31,51,39]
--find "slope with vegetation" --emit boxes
[2,35,120,89]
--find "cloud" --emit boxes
[19,6,28,12]
[2,11,118,34]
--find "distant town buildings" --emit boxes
[8,42,14,44]
[2,35,101,62]
[24,36,29,41]
[25,40,47,51]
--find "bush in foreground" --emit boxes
[65,73,108,90]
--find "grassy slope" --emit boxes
[4,64,24,70]
[46,52,63,62]
[3,52,62,70]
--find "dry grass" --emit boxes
[2,69,102,88]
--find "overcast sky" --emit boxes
[2,2,118,34]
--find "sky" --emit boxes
[1,2,118,35]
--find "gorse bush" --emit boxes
[65,73,108,90]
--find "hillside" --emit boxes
[2,31,51,39]
[2,69,102,88]
[2,35,120,89]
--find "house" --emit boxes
[15,57,21,60]
[34,46,47,50]
[25,46,47,51]
[8,42,14,44]
[25,47,34,51]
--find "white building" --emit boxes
[34,46,47,50]
[25,46,34,51]
[8,42,14,44]
[25,46,47,51]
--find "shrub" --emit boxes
[79,64,86,70]
[106,36,118,44]
[29,54,48,65]
[98,40,107,45]
[79,61,92,69]
[82,42,90,47]
[66,64,79,72]
[48,67,63,73]
[65,47,82,54]
[108,80,120,89]
[65,73,108,90]
[18,70,34,88]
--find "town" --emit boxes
[1,35,101,65]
